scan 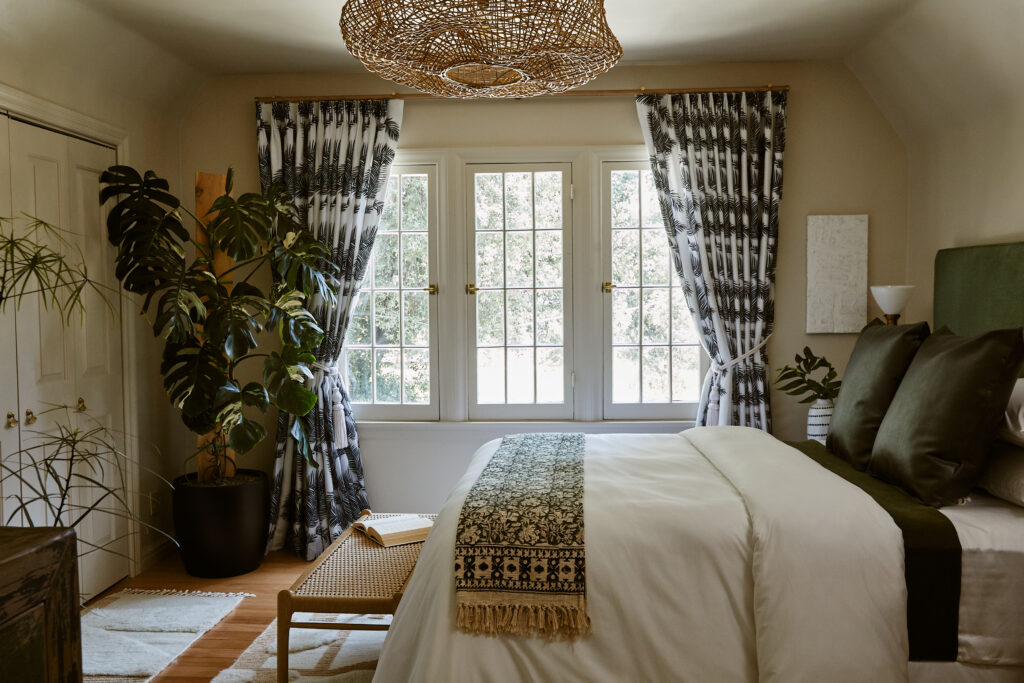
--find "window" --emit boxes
[467,163,573,419]
[602,161,704,419]
[345,165,439,419]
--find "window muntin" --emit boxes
[604,163,703,419]
[345,165,439,419]
[468,164,573,418]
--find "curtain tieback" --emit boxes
[311,361,350,450]
[710,335,772,375]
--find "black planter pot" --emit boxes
[172,468,269,578]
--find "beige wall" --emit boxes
[181,61,907,455]
[0,0,201,560]
[848,0,1024,324]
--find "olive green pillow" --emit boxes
[868,327,1024,507]
[827,319,931,470]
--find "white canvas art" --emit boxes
[806,215,868,333]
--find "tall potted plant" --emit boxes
[100,166,338,577]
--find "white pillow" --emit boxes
[980,441,1024,507]
[999,378,1024,446]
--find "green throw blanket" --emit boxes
[789,439,962,661]
[453,432,590,640]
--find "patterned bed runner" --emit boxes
[453,432,590,640]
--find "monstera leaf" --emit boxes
[100,166,189,301]
[204,283,271,361]
[160,339,228,435]
[151,266,221,343]
[268,287,324,350]
[273,229,339,303]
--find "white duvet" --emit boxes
[374,427,909,683]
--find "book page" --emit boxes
[367,515,433,535]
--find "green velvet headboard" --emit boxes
[934,242,1024,337]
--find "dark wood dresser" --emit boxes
[0,527,82,682]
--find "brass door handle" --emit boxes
[24,409,37,425]
[602,282,616,293]
[76,397,87,412]
[423,284,438,295]
[5,412,17,429]
[465,283,478,295]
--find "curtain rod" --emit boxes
[254,84,789,103]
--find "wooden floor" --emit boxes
[97,549,310,682]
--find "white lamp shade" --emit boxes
[870,285,915,315]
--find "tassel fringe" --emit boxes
[119,588,255,598]
[456,603,592,640]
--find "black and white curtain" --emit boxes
[637,91,787,430]
[257,99,403,560]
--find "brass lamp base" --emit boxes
[884,313,901,326]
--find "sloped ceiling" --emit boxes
[846,0,1024,145]
[79,0,911,75]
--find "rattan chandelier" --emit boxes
[339,0,622,98]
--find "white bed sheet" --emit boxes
[941,492,1024,666]
[375,428,908,683]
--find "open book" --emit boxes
[352,510,433,547]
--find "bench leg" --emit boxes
[277,590,291,683]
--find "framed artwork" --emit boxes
[806,214,868,333]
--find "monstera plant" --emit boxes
[99,165,338,576]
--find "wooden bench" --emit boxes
[276,513,435,682]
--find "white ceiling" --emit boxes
[79,0,913,75]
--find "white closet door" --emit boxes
[9,119,75,529]
[0,113,21,527]
[9,120,128,598]
[67,136,126,599]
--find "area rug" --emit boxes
[212,613,389,682]
[82,588,253,682]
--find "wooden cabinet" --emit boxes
[0,527,82,682]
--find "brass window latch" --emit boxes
[422,284,438,295]
[602,281,616,293]
[465,283,478,295]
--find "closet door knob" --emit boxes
[76,397,87,412]
[24,409,37,425]
[4,412,17,428]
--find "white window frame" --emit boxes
[347,162,441,421]
[465,162,575,421]
[600,159,708,420]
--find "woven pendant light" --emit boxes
[340,0,622,98]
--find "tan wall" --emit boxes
[179,60,907,466]
[0,0,201,560]
[848,0,1024,324]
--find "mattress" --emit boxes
[941,492,1024,666]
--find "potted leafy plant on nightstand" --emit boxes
[100,166,338,577]
[775,347,841,443]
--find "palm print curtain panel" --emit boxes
[636,91,787,430]
[256,99,403,560]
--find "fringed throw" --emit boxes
[454,432,590,640]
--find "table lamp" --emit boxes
[870,285,915,325]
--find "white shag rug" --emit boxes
[213,613,389,682]
[82,588,252,682]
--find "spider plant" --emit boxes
[0,219,168,564]
[0,404,175,556]
[0,214,111,321]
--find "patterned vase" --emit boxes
[807,398,834,443]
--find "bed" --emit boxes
[374,244,1024,683]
